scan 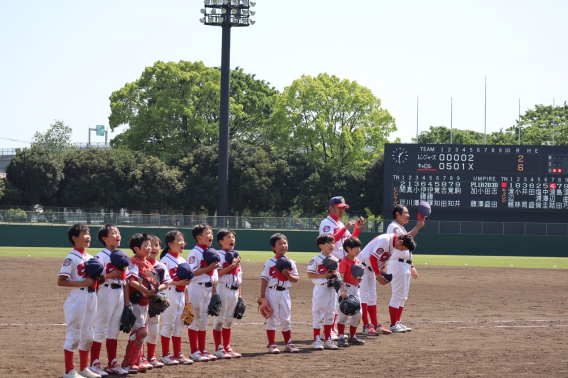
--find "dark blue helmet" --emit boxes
[176,262,194,281]
[110,249,130,271]
[85,257,104,280]
[339,295,361,316]
[203,248,220,266]
[225,249,240,265]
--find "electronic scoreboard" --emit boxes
[383,144,568,222]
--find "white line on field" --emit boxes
[457,325,568,329]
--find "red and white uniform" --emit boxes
[358,234,397,306]
[319,215,360,261]
[386,221,412,309]
[187,245,219,332]
[59,249,97,352]
[126,258,155,331]
[159,252,187,339]
[307,253,337,331]
[147,258,172,344]
[93,249,128,344]
[213,250,243,332]
[337,258,362,327]
[261,256,299,332]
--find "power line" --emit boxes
[0,136,31,144]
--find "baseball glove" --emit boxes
[257,297,274,319]
[380,272,393,283]
[182,303,195,326]
[322,257,338,272]
[327,275,342,292]
[233,297,246,319]
[148,292,170,318]
[119,304,136,334]
[208,294,222,316]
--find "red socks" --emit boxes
[147,343,156,360]
[90,341,102,365]
[172,336,182,357]
[106,339,118,364]
[198,330,207,352]
[64,350,74,374]
[266,330,276,345]
[79,349,89,371]
[222,328,231,349]
[349,326,358,339]
[361,303,369,326]
[188,329,198,354]
[368,305,378,326]
[213,329,222,349]
[389,306,398,327]
[313,328,321,340]
[337,323,346,336]
[323,325,332,341]
[398,306,404,322]
[161,336,171,357]
[282,330,291,345]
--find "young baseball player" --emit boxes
[307,233,339,350]
[213,229,243,359]
[260,233,300,354]
[89,225,130,377]
[319,196,364,339]
[387,205,424,332]
[187,224,219,362]
[358,233,416,336]
[122,233,167,374]
[58,224,101,378]
[144,235,173,368]
[337,237,365,347]
[159,230,193,366]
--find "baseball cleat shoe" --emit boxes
[78,367,102,378]
[121,363,139,374]
[390,321,407,333]
[313,339,324,350]
[362,324,379,336]
[214,346,232,359]
[139,357,153,370]
[174,353,194,365]
[330,328,339,341]
[202,350,217,361]
[160,354,180,366]
[376,323,392,334]
[63,369,81,378]
[268,344,280,354]
[89,363,108,377]
[348,336,366,345]
[400,323,412,332]
[284,343,299,353]
[338,336,350,347]
[324,339,339,350]
[105,363,127,375]
[190,351,210,362]
[225,346,241,358]
[148,357,164,368]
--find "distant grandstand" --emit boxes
[0,142,111,177]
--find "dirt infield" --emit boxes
[1,256,567,377]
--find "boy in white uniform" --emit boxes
[307,233,339,350]
[58,224,101,378]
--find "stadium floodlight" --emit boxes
[199,0,257,217]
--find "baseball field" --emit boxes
[1,250,567,377]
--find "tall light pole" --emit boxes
[200,0,257,216]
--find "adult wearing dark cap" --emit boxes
[319,196,365,340]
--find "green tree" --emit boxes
[272,73,396,172]
[414,126,487,144]
[5,147,63,205]
[31,120,75,158]
[506,103,568,145]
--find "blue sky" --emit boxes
[1,0,567,149]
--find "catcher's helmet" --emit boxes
[176,262,194,281]
[339,295,361,316]
[110,249,130,271]
[351,263,365,280]
[203,248,221,266]
[85,257,104,280]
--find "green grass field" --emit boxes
[1,247,566,269]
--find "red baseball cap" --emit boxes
[329,196,350,208]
